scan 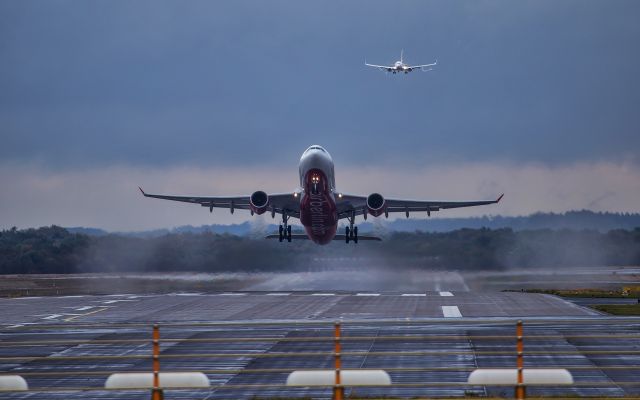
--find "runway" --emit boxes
[1,291,639,399]
[0,290,597,325]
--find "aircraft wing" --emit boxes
[336,193,503,219]
[408,61,437,71]
[365,62,393,71]
[138,187,301,218]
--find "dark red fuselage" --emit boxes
[299,168,338,244]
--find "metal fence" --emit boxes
[1,318,640,399]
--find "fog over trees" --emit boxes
[1,226,639,274]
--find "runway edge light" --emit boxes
[286,370,392,386]
[105,372,210,389]
[468,369,574,385]
[0,375,29,391]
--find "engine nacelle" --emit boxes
[366,193,386,217]
[249,191,269,215]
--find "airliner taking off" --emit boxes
[139,145,502,245]
[365,50,437,74]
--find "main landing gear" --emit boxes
[345,212,358,244]
[278,212,292,242]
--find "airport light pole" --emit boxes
[334,321,344,400]
[516,320,525,400]
[152,324,163,400]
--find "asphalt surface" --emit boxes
[1,292,639,399]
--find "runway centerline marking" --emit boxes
[356,293,380,296]
[442,306,462,318]
[311,293,335,296]
[439,291,454,297]
[41,314,63,320]
[402,293,426,297]
[101,300,135,304]
[64,307,110,322]
[218,293,247,296]
[266,293,291,296]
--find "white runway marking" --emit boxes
[266,293,291,296]
[41,314,62,320]
[102,300,134,304]
[311,293,335,296]
[356,293,380,296]
[75,306,95,311]
[442,306,462,318]
[439,291,454,297]
[402,293,426,297]
[219,293,247,296]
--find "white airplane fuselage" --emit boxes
[391,61,411,73]
[297,145,338,244]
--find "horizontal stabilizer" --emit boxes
[265,234,310,240]
[265,234,382,241]
[333,234,382,241]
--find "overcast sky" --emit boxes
[1,1,639,230]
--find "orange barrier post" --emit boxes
[152,324,163,400]
[516,320,525,400]
[334,321,343,400]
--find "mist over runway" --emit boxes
[246,268,471,292]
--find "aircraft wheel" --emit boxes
[354,226,358,244]
[345,226,350,243]
[278,225,283,242]
[287,225,292,242]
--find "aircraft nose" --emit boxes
[307,151,324,162]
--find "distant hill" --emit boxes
[66,210,640,237]
[373,210,640,233]
[65,227,109,236]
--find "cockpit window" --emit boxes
[306,145,326,153]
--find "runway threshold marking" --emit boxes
[64,307,110,322]
[41,314,63,320]
[439,291,454,297]
[101,299,135,304]
[441,306,462,318]
[402,293,427,297]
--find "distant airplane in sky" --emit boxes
[365,50,437,74]
[139,145,502,245]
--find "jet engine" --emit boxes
[366,193,386,217]
[249,191,269,215]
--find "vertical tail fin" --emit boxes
[400,49,404,63]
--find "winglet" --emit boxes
[496,193,504,203]
[138,186,146,196]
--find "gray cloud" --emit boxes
[1,1,639,168]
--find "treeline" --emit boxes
[1,226,639,274]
